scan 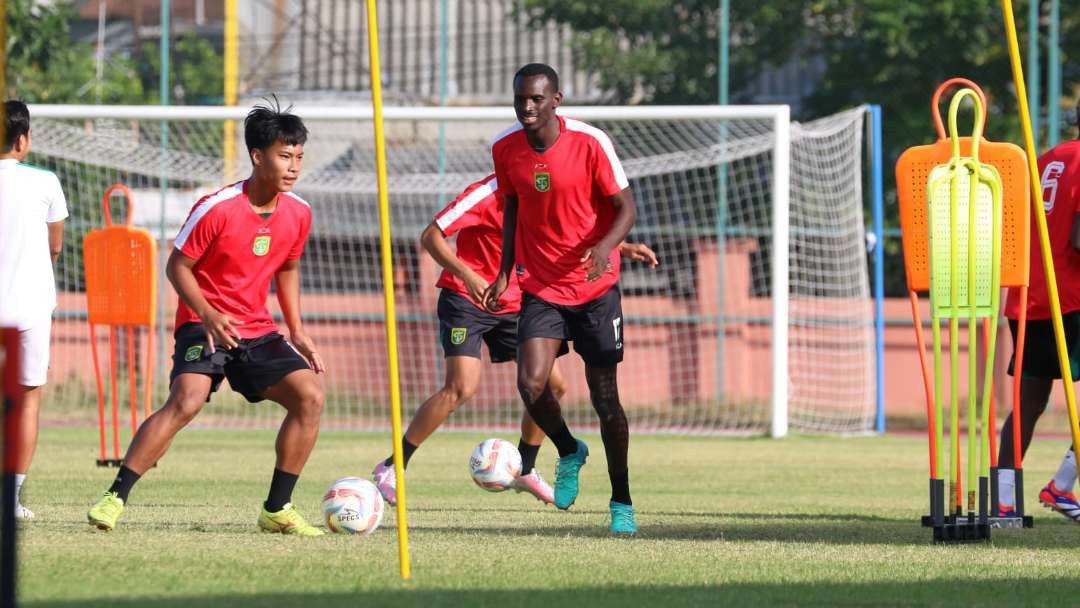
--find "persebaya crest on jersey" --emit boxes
[253,235,272,256]
[534,172,550,192]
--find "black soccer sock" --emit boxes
[383,439,418,469]
[610,470,631,506]
[588,366,632,505]
[520,385,577,457]
[548,421,578,458]
[518,440,541,474]
[264,468,300,512]
[108,465,141,503]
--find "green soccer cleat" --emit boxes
[609,500,637,535]
[87,491,125,531]
[257,503,325,536]
[553,438,589,510]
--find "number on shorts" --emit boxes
[612,317,622,349]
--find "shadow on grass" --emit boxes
[24,578,1080,608]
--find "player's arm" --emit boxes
[483,193,518,311]
[582,188,637,281]
[166,249,240,352]
[47,220,64,264]
[421,222,489,303]
[275,258,324,373]
[618,241,658,267]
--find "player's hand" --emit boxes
[581,246,614,282]
[200,308,241,352]
[483,272,510,312]
[462,269,490,305]
[290,331,326,374]
[618,242,659,267]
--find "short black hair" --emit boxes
[513,63,560,93]
[4,100,30,153]
[244,96,308,153]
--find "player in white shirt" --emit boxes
[0,101,69,520]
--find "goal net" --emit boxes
[28,103,876,436]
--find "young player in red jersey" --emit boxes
[999,101,1080,522]
[371,174,657,506]
[484,63,640,534]
[87,101,327,535]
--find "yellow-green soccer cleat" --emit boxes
[257,503,325,536]
[87,491,125,531]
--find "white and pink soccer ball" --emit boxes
[322,477,384,535]
[469,438,522,492]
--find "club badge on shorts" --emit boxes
[184,345,203,362]
[534,172,550,192]
[253,235,272,256]
[450,327,467,345]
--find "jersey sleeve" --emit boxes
[288,207,312,261]
[45,173,69,223]
[434,176,499,236]
[492,142,518,200]
[174,200,225,261]
[589,130,630,198]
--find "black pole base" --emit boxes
[989,515,1034,529]
[932,518,992,543]
[95,458,123,467]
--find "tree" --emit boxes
[138,33,224,105]
[517,0,805,104]
[4,0,143,103]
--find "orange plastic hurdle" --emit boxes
[83,185,157,466]
[896,78,1032,531]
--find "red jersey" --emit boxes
[173,180,312,338]
[1006,141,1080,320]
[492,116,630,305]
[433,174,521,314]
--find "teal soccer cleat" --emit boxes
[609,500,637,535]
[553,439,588,510]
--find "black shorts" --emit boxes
[1008,310,1080,381]
[438,290,519,363]
[518,286,624,367]
[170,322,311,402]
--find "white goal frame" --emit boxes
[31,103,793,437]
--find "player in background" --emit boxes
[371,174,657,506]
[484,63,640,534]
[999,100,1080,522]
[87,101,327,535]
[0,100,69,520]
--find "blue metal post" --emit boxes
[870,105,886,433]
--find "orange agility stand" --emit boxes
[897,78,1032,540]
[83,185,157,467]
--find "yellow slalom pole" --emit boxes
[1000,0,1080,477]
[223,0,238,181]
[366,0,411,580]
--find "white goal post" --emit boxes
[28,102,873,437]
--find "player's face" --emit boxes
[513,75,561,132]
[252,140,304,192]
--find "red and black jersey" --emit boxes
[1006,141,1080,320]
[173,180,312,338]
[492,115,629,305]
[433,174,521,313]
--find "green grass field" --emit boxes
[14,427,1080,607]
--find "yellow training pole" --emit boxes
[366,0,411,580]
[223,0,238,180]
[1001,0,1080,477]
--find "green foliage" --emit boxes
[4,0,143,103]
[139,33,224,105]
[517,0,804,104]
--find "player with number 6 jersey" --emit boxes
[999,103,1080,521]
